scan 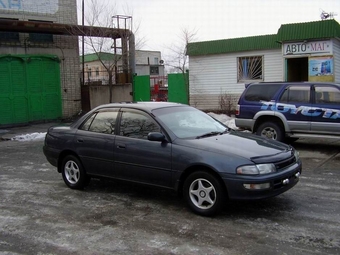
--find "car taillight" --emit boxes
[235,105,240,115]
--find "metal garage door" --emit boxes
[0,55,62,126]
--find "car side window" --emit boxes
[279,86,310,103]
[80,111,118,134]
[119,111,160,139]
[314,86,340,104]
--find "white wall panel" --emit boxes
[189,49,282,109]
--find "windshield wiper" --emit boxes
[219,128,231,134]
[196,131,221,139]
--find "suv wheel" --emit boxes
[256,122,284,142]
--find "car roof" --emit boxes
[245,81,340,88]
[92,101,186,113]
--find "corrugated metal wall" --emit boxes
[189,49,282,110]
[0,55,62,126]
[333,39,340,83]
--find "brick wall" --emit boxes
[0,0,81,119]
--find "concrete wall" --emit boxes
[89,84,133,109]
[0,0,80,119]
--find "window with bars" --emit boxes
[238,56,263,82]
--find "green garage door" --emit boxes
[0,55,62,126]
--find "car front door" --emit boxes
[278,85,312,132]
[114,109,172,188]
[74,109,118,177]
[311,84,340,134]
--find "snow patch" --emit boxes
[207,112,237,130]
[12,132,47,142]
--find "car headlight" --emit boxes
[237,163,276,175]
[294,150,300,161]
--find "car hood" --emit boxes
[175,131,292,163]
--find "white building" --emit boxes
[187,19,340,111]
[82,50,165,85]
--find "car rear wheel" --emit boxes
[61,155,90,189]
[183,171,225,216]
[256,122,284,142]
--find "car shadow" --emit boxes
[82,178,297,219]
[84,177,185,208]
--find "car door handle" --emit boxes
[77,139,84,143]
[116,143,126,149]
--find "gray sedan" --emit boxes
[43,102,301,216]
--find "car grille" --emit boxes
[274,155,296,171]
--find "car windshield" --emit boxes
[153,106,227,139]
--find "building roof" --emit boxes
[187,34,280,56]
[276,19,340,42]
[81,52,121,63]
[187,19,340,56]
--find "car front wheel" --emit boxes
[183,171,225,216]
[256,121,284,142]
[61,155,89,189]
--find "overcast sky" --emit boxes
[78,0,340,58]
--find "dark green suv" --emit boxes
[235,82,340,142]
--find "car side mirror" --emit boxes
[148,132,166,142]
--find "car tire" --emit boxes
[61,155,90,190]
[183,171,225,216]
[256,122,284,142]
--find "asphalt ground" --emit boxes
[0,123,339,255]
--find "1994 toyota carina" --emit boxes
[43,102,301,216]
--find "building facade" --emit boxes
[82,50,165,85]
[0,0,80,126]
[187,19,340,111]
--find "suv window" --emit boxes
[244,84,281,101]
[315,86,340,104]
[279,86,310,103]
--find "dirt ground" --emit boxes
[0,137,339,255]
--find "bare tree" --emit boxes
[164,28,198,104]
[80,0,144,102]
[164,28,197,74]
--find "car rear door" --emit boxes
[74,109,118,177]
[311,84,340,134]
[278,84,312,132]
[114,108,172,188]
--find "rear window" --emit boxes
[244,84,282,102]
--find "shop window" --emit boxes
[238,56,263,82]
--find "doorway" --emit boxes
[286,57,308,82]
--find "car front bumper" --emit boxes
[221,161,302,200]
[235,118,255,131]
